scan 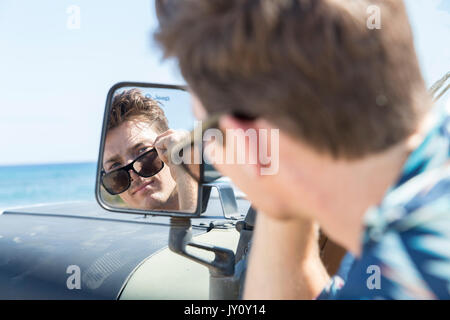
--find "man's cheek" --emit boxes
[213,163,238,181]
[215,163,257,194]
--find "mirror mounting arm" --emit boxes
[169,217,235,276]
[202,182,241,219]
[169,217,239,299]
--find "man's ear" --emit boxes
[219,114,256,131]
[212,115,257,178]
[218,115,277,176]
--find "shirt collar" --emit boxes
[394,108,450,187]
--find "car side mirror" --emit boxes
[96,82,221,218]
[96,83,243,298]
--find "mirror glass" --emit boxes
[98,85,201,215]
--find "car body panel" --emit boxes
[119,227,241,300]
[0,198,249,299]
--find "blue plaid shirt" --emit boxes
[318,106,450,299]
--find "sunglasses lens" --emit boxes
[102,169,130,195]
[134,149,164,177]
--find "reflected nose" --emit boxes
[128,169,139,182]
[127,170,141,195]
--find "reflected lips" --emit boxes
[132,180,155,195]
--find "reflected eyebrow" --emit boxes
[104,142,154,168]
[127,142,149,155]
[104,154,121,168]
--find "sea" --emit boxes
[0,162,97,212]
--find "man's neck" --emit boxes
[167,188,180,210]
[324,113,434,256]
[323,143,411,255]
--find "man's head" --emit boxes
[155,0,431,250]
[103,89,177,210]
[156,0,429,158]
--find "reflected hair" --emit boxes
[108,88,169,134]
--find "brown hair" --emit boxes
[108,88,169,133]
[155,0,431,158]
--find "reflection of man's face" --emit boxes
[103,119,177,210]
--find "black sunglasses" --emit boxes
[101,148,164,195]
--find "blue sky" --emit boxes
[0,0,449,166]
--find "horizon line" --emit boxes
[0,160,98,168]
